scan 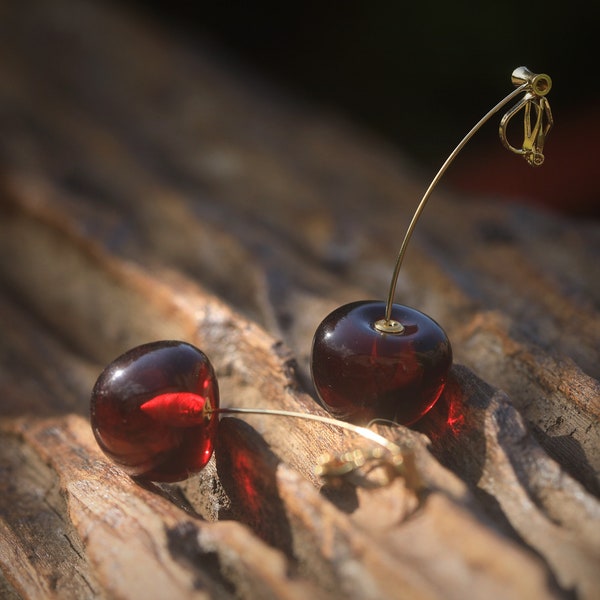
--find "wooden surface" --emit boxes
[1,1,599,598]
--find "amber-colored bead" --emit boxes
[90,341,219,482]
[311,301,452,425]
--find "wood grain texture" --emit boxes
[0,1,599,598]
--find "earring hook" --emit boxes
[499,67,553,166]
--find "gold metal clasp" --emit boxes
[499,67,554,166]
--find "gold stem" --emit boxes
[379,83,528,327]
[213,406,402,456]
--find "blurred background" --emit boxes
[129,0,599,217]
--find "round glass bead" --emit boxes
[311,301,452,425]
[90,341,219,482]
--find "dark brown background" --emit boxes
[132,0,600,215]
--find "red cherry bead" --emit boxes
[311,301,452,425]
[90,341,219,482]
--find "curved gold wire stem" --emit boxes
[212,406,404,478]
[377,84,525,328]
[376,66,552,330]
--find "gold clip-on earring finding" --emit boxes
[499,66,553,166]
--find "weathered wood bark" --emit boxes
[0,1,599,599]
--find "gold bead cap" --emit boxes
[511,66,552,96]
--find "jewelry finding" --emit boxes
[499,67,553,166]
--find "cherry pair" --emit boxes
[90,67,553,483]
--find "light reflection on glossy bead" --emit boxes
[90,341,219,482]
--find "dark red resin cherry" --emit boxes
[90,341,219,482]
[311,301,452,425]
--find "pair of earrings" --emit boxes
[91,67,553,484]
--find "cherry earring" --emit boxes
[90,341,406,483]
[310,66,553,425]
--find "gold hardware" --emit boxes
[499,67,553,166]
[376,66,554,331]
